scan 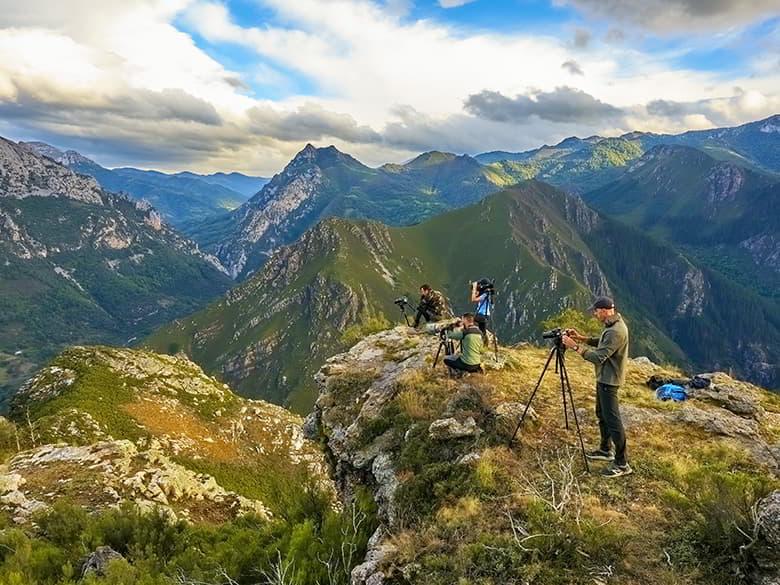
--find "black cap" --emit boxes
[587,296,614,311]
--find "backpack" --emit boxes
[655,384,688,402]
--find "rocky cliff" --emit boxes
[306,326,780,585]
[0,136,232,402]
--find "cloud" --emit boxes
[573,28,591,48]
[247,103,382,143]
[0,0,778,173]
[439,0,476,6]
[561,60,584,75]
[555,0,780,33]
[464,87,624,124]
[604,28,625,43]
[643,89,780,128]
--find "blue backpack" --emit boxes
[656,383,688,402]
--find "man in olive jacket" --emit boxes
[562,296,632,478]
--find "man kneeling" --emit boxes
[444,313,484,375]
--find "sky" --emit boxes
[0,0,778,174]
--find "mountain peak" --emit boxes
[404,151,459,168]
[21,141,97,167]
[288,143,362,169]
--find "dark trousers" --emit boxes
[444,356,482,373]
[414,308,441,327]
[596,383,627,466]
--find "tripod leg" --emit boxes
[557,350,570,430]
[508,346,556,446]
[560,359,591,473]
[433,342,442,368]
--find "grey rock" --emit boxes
[688,383,764,419]
[351,526,395,585]
[754,490,780,585]
[371,454,400,528]
[494,402,537,440]
[758,490,780,547]
[456,452,482,465]
[80,546,125,577]
[428,417,480,440]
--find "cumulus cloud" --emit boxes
[555,0,780,33]
[0,0,777,173]
[561,60,584,75]
[643,89,780,128]
[247,103,382,143]
[464,87,624,124]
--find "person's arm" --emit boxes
[580,329,624,365]
[470,282,480,303]
[446,328,464,340]
[585,336,599,347]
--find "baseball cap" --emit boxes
[587,296,615,311]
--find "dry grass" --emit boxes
[121,396,239,462]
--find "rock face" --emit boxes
[0,135,232,399]
[2,346,330,524]
[80,546,125,578]
[0,440,270,523]
[306,327,780,584]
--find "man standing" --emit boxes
[562,296,632,478]
[414,284,449,328]
[444,313,484,375]
[470,279,492,342]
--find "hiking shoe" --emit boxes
[586,449,614,461]
[600,463,633,478]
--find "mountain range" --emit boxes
[0,138,232,404]
[146,180,780,412]
[583,144,779,298]
[477,113,780,177]
[22,141,268,227]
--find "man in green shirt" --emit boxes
[562,296,632,478]
[444,313,484,375]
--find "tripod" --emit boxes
[396,301,413,326]
[432,330,455,368]
[508,341,590,472]
[484,291,499,362]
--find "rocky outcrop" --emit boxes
[307,327,780,584]
[80,546,125,578]
[4,346,330,524]
[0,440,271,524]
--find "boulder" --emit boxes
[428,417,481,440]
[688,383,764,419]
[80,546,125,577]
[754,490,780,585]
[493,402,537,440]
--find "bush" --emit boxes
[0,478,378,585]
[663,464,777,584]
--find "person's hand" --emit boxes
[561,334,578,350]
[565,328,585,342]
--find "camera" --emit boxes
[394,296,410,307]
[475,278,495,295]
[542,327,563,340]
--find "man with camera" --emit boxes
[470,279,493,342]
[443,313,484,375]
[561,296,632,478]
[413,284,449,328]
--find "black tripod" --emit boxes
[432,329,455,368]
[394,298,415,326]
[508,341,590,472]
[483,291,499,362]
